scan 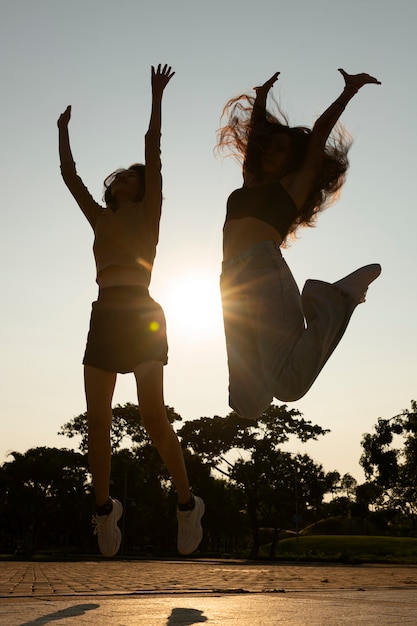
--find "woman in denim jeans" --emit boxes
[218,69,381,419]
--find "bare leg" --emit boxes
[84,365,117,507]
[134,361,191,504]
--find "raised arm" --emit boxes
[148,63,175,133]
[58,105,73,157]
[144,64,175,222]
[252,72,280,124]
[286,69,381,208]
[309,69,381,153]
[58,106,101,226]
[244,71,280,185]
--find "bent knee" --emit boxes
[230,383,307,416]
[274,391,304,403]
[229,393,272,421]
[271,381,308,403]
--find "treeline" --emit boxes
[1,400,416,557]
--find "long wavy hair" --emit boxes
[217,93,352,240]
[103,163,145,211]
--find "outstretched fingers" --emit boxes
[152,63,175,83]
[267,70,281,85]
[338,68,381,89]
[57,104,71,128]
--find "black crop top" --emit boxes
[225,181,297,240]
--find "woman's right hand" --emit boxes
[57,105,71,129]
[254,71,280,95]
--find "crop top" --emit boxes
[60,130,162,287]
[225,181,297,240]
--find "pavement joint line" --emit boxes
[2,584,417,600]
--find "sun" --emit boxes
[162,271,222,337]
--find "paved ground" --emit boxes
[0,559,416,624]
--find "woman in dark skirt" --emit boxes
[58,64,204,557]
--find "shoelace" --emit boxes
[91,514,108,536]
[178,510,195,530]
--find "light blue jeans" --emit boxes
[220,240,356,419]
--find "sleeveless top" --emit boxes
[60,130,161,287]
[225,181,297,240]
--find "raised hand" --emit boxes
[57,105,71,129]
[151,64,175,94]
[338,68,381,91]
[254,71,280,95]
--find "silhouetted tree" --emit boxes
[0,447,89,553]
[340,473,358,499]
[360,400,417,531]
[179,404,331,556]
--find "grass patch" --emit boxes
[262,535,417,564]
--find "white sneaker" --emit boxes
[333,264,381,304]
[177,495,205,555]
[92,498,123,557]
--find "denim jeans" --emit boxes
[220,240,355,419]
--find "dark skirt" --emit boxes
[83,286,168,373]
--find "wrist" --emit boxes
[344,84,359,94]
[254,89,268,104]
[254,85,268,95]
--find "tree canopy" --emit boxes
[4,398,417,557]
[360,400,417,526]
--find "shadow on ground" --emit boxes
[19,603,100,625]
[167,607,208,624]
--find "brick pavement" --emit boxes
[1,560,417,598]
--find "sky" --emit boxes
[1,0,416,484]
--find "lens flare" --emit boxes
[162,272,222,337]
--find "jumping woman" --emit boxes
[58,64,204,557]
[218,68,381,419]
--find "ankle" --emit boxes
[96,498,113,516]
[178,494,195,511]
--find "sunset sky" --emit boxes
[1,0,416,483]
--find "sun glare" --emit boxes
[163,272,222,337]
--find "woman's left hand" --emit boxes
[152,64,175,93]
[338,68,381,90]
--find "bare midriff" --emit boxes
[223,217,283,261]
[97,265,151,289]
